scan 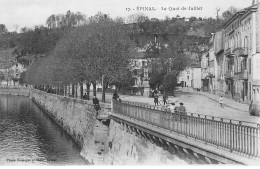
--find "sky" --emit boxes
[0,0,253,32]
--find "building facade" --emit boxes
[222,2,260,103]
[214,30,225,95]
[208,34,217,93]
[201,51,209,91]
[191,67,202,89]
[178,68,192,87]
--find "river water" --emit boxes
[0,94,86,165]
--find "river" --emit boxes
[0,94,87,165]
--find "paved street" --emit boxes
[91,87,260,124]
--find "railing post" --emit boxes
[230,120,233,152]
[256,124,260,157]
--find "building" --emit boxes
[178,68,192,87]
[201,51,209,91]
[178,66,201,90]
[0,62,26,86]
[214,30,225,95]
[222,2,260,103]
[208,33,217,93]
[191,67,202,89]
[0,48,27,86]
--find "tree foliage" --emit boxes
[46,10,87,29]
[162,72,178,95]
[0,71,5,82]
[221,6,238,22]
[24,12,134,101]
[0,24,8,34]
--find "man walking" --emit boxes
[93,96,100,117]
[163,92,168,105]
[154,93,159,106]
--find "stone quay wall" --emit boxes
[0,86,30,96]
[30,89,111,164]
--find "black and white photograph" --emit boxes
[0,0,260,166]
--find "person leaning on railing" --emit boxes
[113,91,119,101]
[179,102,187,121]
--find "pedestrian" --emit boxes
[93,96,100,117]
[83,93,88,100]
[163,93,168,105]
[154,89,158,94]
[154,93,159,106]
[179,102,187,121]
[219,96,224,108]
[112,91,119,101]
[168,103,176,113]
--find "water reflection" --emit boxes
[0,95,86,165]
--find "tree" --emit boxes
[19,71,26,85]
[147,30,189,94]
[126,13,149,24]
[24,12,134,102]
[221,6,238,22]
[0,71,5,85]
[162,72,178,95]
[0,24,8,34]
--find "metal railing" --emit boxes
[112,100,260,158]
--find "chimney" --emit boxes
[256,2,260,52]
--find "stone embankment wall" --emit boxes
[0,87,30,96]
[30,89,111,164]
[104,119,192,165]
[29,89,191,165]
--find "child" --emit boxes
[219,96,224,108]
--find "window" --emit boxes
[249,82,251,100]
[236,57,239,72]
[142,61,145,67]
[249,59,251,74]
[241,60,244,72]
[231,37,234,51]
[244,36,248,49]
[133,69,137,76]
[244,59,247,70]
[187,76,189,79]
[234,35,237,49]
[237,33,240,47]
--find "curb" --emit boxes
[196,92,248,113]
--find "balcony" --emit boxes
[238,48,248,57]
[237,70,248,80]
[225,70,234,79]
[225,48,234,58]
